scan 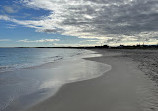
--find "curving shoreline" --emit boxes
[1,49,110,111]
[25,49,158,111]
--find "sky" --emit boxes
[0,0,158,47]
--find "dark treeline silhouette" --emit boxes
[82,44,158,49]
[108,44,158,49]
[5,44,158,49]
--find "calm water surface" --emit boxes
[0,48,111,111]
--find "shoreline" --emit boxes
[25,49,158,111]
[1,49,110,111]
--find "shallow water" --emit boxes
[0,48,111,111]
[0,48,83,73]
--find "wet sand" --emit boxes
[25,49,158,111]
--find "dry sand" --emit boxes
[110,49,158,83]
[25,49,158,111]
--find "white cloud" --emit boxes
[0,15,10,21]
[0,0,158,45]
[53,43,97,47]
[18,39,60,43]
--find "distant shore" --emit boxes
[0,44,158,49]
[25,49,158,111]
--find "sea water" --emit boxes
[0,48,83,73]
[0,48,111,111]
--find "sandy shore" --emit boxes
[25,49,158,111]
[109,49,158,83]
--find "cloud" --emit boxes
[3,6,18,13]
[0,0,158,45]
[53,43,97,47]
[0,39,11,42]
[0,15,10,20]
[18,39,60,43]
[7,24,17,29]
[0,15,43,29]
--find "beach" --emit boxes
[0,0,157,110]
[25,49,158,111]
[0,48,110,111]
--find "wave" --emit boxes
[0,56,64,73]
[0,50,84,73]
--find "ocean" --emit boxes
[0,48,84,73]
[0,48,111,111]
